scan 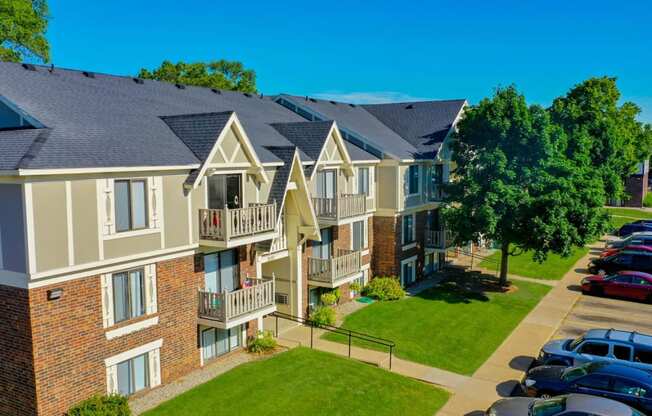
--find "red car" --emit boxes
[600,244,652,258]
[581,271,652,303]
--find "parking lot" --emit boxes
[555,292,652,339]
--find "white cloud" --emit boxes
[310,91,433,105]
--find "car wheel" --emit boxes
[590,285,603,296]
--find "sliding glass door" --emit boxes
[207,174,242,209]
[204,249,239,293]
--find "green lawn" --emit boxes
[606,207,652,231]
[478,247,589,280]
[322,280,550,375]
[143,348,449,416]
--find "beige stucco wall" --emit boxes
[104,232,162,259]
[163,175,191,248]
[32,181,69,271]
[71,179,100,265]
[377,165,398,210]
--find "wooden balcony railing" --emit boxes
[199,202,276,242]
[425,228,454,249]
[198,278,275,323]
[312,194,366,221]
[308,249,361,286]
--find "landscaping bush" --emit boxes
[362,276,405,301]
[644,193,652,208]
[320,291,338,306]
[247,330,277,354]
[349,281,362,293]
[310,306,336,326]
[67,394,130,416]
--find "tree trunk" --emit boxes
[499,241,510,287]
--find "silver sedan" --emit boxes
[485,394,644,416]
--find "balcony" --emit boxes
[198,277,276,329]
[199,202,277,248]
[312,194,367,224]
[307,249,362,288]
[425,228,454,249]
[428,185,446,202]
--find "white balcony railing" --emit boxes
[198,278,275,323]
[199,202,276,242]
[308,249,361,286]
[312,194,366,221]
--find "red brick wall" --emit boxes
[0,285,36,416]
[624,174,647,208]
[28,255,205,416]
[373,216,398,277]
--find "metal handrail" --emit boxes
[271,311,395,369]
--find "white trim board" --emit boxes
[105,316,159,340]
[105,339,163,367]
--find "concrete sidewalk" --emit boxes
[436,241,602,415]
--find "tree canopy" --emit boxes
[444,85,609,285]
[137,60,257,93]
[550,77,652,202]
[0,0,50,63]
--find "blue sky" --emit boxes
[47,0,652,122]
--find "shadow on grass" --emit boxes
[415,271,511,304]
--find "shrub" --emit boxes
[333,287,341,302]
[362,276,405,301]
[320,291,338,306]
[247,330,277,354]
[67,394,130,416]
[349,281,362,293]
[644,193,652,208]
[310,306,336,326]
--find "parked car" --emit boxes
[601,245,652,258]
[581,271,652,303]
[521,362,652,413]
[537,329,652,370]
[618,223,652,237]
[588,252,652,275]
[606,232,652,250]
[485,394,644,416]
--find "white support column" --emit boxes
[295,244,303,318]
[257,316,264,331]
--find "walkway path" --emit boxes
[436,240,603,415]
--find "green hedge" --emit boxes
[67,394,131,416]
[310,306,336,326]
[248,330,277,353]
[362,276,405,301]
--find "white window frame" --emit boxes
[400,256,417,286]
[350,218,368,252]
[401,213,416,248]
[101,264,158,333]
[356,166,373,198]
[407,165,420,196]
[105,339,162,395]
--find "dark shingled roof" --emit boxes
[161,111,234,161]
[363,100,465,159]
[270,121,337,176]
[264,146,297,210]
[0,62,378,171]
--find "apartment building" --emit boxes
[0,62,463,415]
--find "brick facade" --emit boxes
[0,285,36,416]
[624,173,648,208]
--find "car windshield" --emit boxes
[567,336,585,351]
[632,409,646,416]
[528,396,566,416]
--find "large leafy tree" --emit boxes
[0,0,50,62]
[444,86,607,286]
[138,60,257,93]
[550,77,652,202]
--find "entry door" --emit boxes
[207,174,242,209]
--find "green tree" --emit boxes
[0,0,50,62]
[444,86,607,286]
[550,77,652,202]
[138,60,257,93]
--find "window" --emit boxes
[577,342,609,356]
[613,378,647,397]
[613,275,632,284]
[425,253,436,275]
[204,249,239,293]
[401,258,416,287]
[408,165,419,195]
[208,174,241,209]
[352,220,366,251]
[115,179,148,232]
[575,374,611,391]
[530,396,566,416]
[357,167,369,196]
[634,348,652,364]
[202,326,241,361]
[275,293,289,305]
[613,345,632,361]
[314,228,332,259]
[113,269,145,323]
[633,255,652,268]
[316,170,336,199]
[614,254,633,265]
[116,353,149,396]
[632,276,652,285]
[402,215,414,245]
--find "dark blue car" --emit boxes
[619,223,652,237]
[521,362,652,414]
